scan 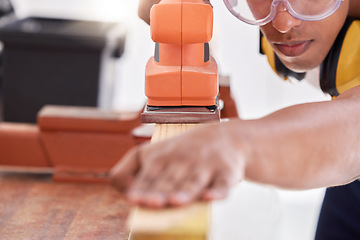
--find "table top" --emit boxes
[0,170,281,240]
[0,171,130,240]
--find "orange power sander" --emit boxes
[141,0,220,124]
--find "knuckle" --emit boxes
[190,172,208,183]
[216,176,231,187]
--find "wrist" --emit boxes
[217,119,253,185]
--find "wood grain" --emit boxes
[0,172,130,240]
[128,124,211,240]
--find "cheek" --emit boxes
[260,10,348,72]
[248,1,269,19]
[294,10,348,70]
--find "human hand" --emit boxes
[110,122,246,208]
[138,0,212,24]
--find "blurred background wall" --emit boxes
[11,0,330,116]
[9,0,328,239]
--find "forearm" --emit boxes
[138,0,160,24]
[229,87,360,189]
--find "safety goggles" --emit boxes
[223,0,344,26]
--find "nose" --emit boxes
[271,3,302,33]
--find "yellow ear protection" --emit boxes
[260,17,360,98]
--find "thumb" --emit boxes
[109,147,141,194]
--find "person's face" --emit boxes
[259,0,349,72]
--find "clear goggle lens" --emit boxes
[223,0,343,26]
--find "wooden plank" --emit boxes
[128,124,211,240]
[151,124,198,142]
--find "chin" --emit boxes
[280,57,321,73]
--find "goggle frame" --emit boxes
[223,0,344,26]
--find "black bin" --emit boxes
[0,17,125,123]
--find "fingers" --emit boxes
[111,150,238,208]
[168,170,214,206]
[112,146,237,207]
[111,122,244,208]
[201,175,233,201]
[127,158,214,208]
[109,147,141,195]
[126,159,168,207]
[131,161,192,206]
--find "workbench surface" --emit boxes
[0,171,130,240]
[0,170,281,240]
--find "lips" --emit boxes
[273,40,312,57]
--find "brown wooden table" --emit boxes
[0,169,282,240]
[0,170,130,240]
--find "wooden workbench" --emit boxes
[0,170,130,240]
[0,170,282,240]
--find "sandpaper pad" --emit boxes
[141,105,220,124]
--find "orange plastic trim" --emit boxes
[145,0,218,107]
[0,123,51,167]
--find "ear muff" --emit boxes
[260,17,360,98]
[320,17,354,97]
